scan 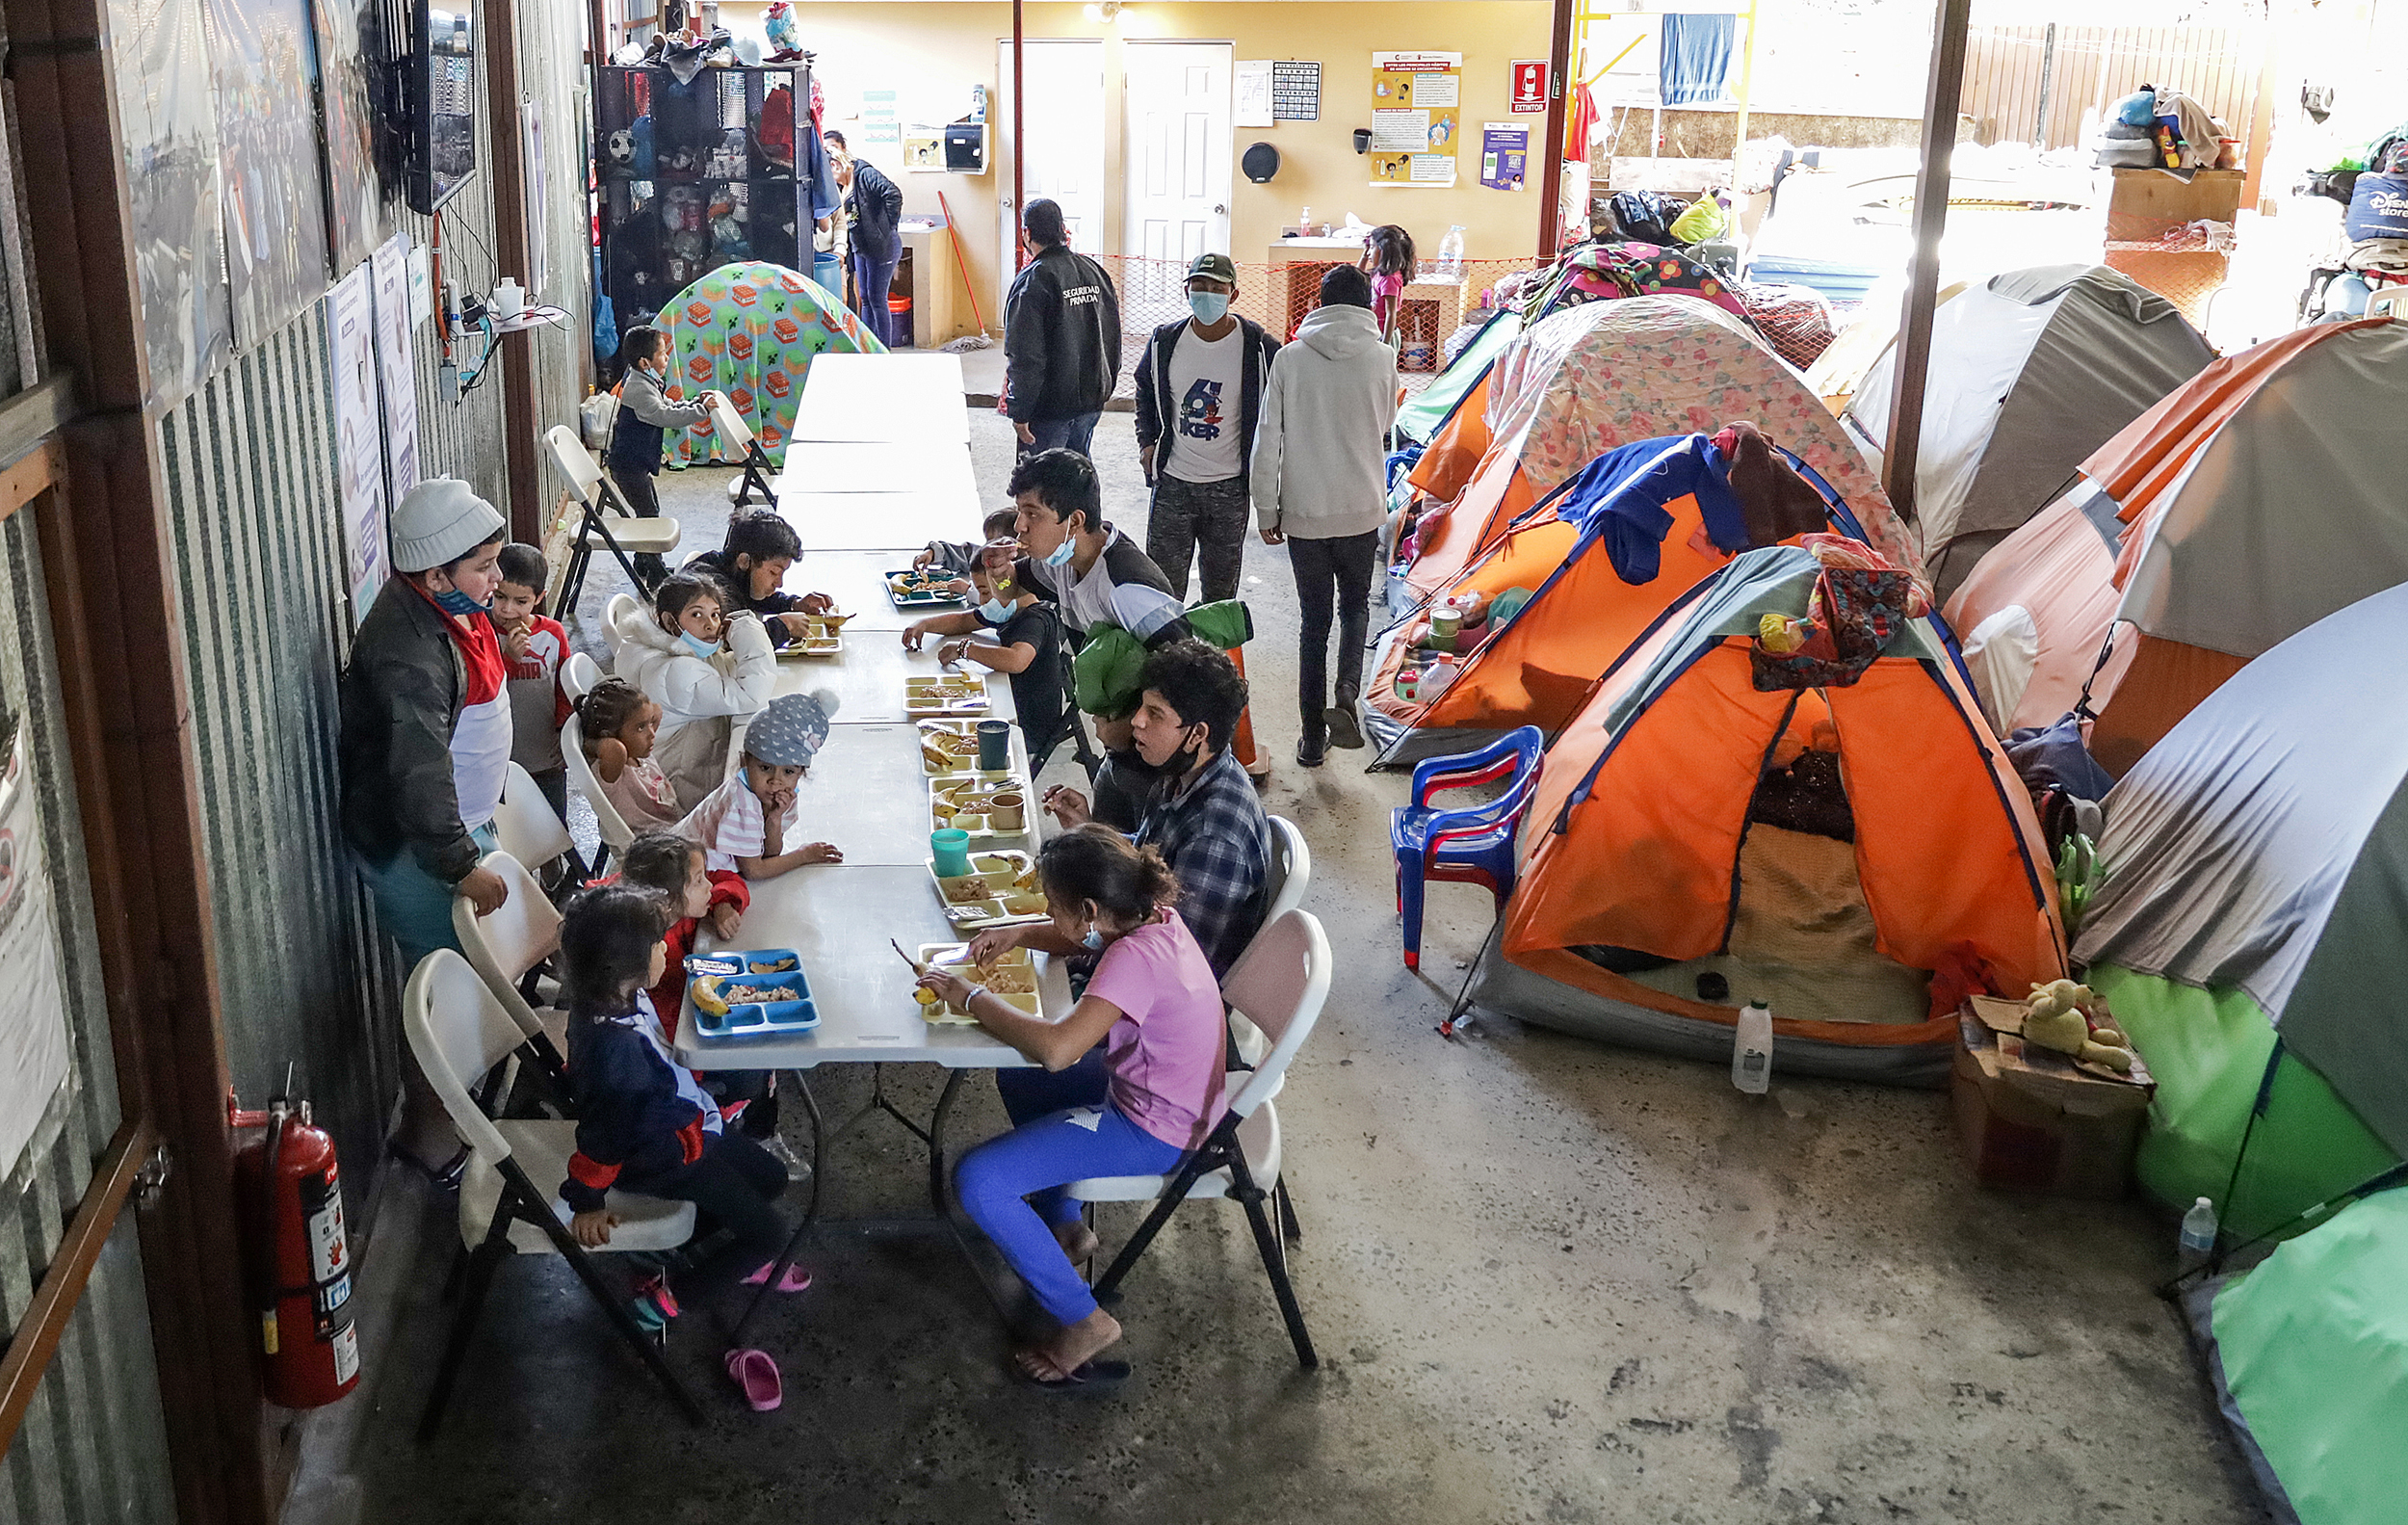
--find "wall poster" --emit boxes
[0,717,72,1180]
[328,264,387,625]
[1234,60,1274,128]
[1510,59,1550,114]
[1480,123,1529,190]
[107,0,234,408]
[310,0,385,271]
[205,0,333,347]
[369,234,421,516]
[1369,52,1461,187]
[1270,61,1320,121]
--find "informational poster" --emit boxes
[0,721,71,1180]
[1511,59,1550,114]
[521,99,550,294]
[310,0,384,270]
[369,234,421,516]
[1271,61,1321,120]
[205,0,332,347]
[108,0,232,408]
[328,265,388,625]
[1369,52,1461,187]
[1234,60,1274,127]
[407,243,433,329]
[1481,123,1529,190]
[860,88,900,145]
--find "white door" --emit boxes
[1122,41,1233,263]
[997,39,1108,302]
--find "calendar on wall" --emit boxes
[1271,61,1321,121]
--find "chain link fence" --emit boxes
[1091,254,1537,399]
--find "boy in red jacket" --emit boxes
[491,544,575,830]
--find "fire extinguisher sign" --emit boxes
[1511,60,1549,114]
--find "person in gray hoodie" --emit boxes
[1250,265,1398,766]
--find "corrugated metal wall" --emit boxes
[0,507,176,1525]
[1961,25,2264,153]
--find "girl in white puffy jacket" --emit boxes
[610,571,777,811]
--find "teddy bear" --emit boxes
[2023,979,2133,1073]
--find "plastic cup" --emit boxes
[1429,609,1463,651]
[988,791,1025,830]
[929,828,973,879]
[976,719,1011,772]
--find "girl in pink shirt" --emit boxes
[923,826,1224,1389]
[1360,224,1416,344]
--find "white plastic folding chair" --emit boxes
[1230,815,1312,1074]
[543,425,682,615]
[451,851,571,1082]
[491,762,576,882]
[405,950,701,1439]
[709,391,781,510]
[1067,908,1331,1368]
[561,650,604,704]
[601,592,642,662]
[561,714,635,875]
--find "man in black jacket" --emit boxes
[1133,252,1279,602]
[843,152,905,345]
[1004,198,1121,457]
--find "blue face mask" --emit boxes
[1044,535,1078,569]
[1188,291,1230,324]
[678,630,719,660]
[1080,925,1108,952]
[432,585,489,617]
[980,595,1016,623]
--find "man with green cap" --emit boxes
[338,476,514,1178]
[1132,251,1280,605]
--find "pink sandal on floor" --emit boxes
[741,1260,813,1293]
[724,1347,782,1411]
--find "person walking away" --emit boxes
[1004,199,1121,457]
[607,327,722,585]
[1253,265,1398,766]
[1134,253,1280,604]
[1359,224,1416,344]
[844,149,904,345]
[338,478,515,1180]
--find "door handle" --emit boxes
[1213,203,1228,215]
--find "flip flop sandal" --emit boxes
[724,1348,782,1411]
[1009,1356,1132,1394]
[742,1261,814,1293]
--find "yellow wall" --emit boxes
[723,2,1552,338]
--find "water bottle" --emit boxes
[1436,224,1466,277]
[2179,1196,2219,1273]
[1732,1001,1772,1094]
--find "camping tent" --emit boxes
[1473,546,2065,1085]
[1394,311,1523,447]
[1845,265,2214,602]
[1943,482,2134,735]
[660,261,885,469]
[1398,298,1908,608]
[2075,581,2408,1244]
[1365,432,1856,763]
[1942,317,2408,775]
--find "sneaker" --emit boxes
[758,1133,811,1182]
[1296,735,1326,769]
[1324,702,1366,750]
[628,1275,680,1333]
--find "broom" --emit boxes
[934,189,995,352]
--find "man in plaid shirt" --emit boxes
[1041,641,1271,978]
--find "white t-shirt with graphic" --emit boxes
[1164,325,1243,484]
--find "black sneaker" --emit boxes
[1296,734,1326,768]
[1324,702,1365,750]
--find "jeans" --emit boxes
[962,1053,1184,1326]
[622,1131,790,1309]
[1147,474,1250,604]
[1022,412,1101,458]
[355,823,499,1164]
[607,465,668,584]
[1287,531,1379,735]
[852,250,900,345]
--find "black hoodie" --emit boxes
[1004,243,1122,423]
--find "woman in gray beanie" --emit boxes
[337,477,514,1178]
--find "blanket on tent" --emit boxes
[660,260,885,468]
[1521,241,1751,324]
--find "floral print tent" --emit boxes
[658,261,884,467]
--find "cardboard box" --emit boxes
[1950,1009,2153,1199]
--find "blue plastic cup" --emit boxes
[977,720,1011,772]
[930,828,973,879]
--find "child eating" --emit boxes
[557,884,806,1403]
[912,507,1021,596]
[677,691,845,879]
[490,543,573,827]
[684,510,834,649]
[610,572,776,811]
[575,677,682,835]
[903,558,1068,769]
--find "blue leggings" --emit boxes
[957,1053,1184,1326]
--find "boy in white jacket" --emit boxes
[610,571,777,810]
[1251,266,1398,765]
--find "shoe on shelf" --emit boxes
[1324,702,1365,750]
[758,1133,811,1182]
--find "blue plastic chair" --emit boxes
[1389,726,1546,970]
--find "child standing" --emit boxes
[609,572,776,811]
[606,327,720,584]
[557,884,807,1398]
[683,511,834,650]
[490,543,573,827]
[903,558,1068,768]
[1359,224,1416,345]
[678,691,845,878]
[574,678,683,835]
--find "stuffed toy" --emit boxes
[2023,979,2134,1073]
[765,1,804,61]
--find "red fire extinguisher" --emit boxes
[231,1088,361,1409]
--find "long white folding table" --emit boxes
[789,549,968,631]
[790,353,969,444]
[773,488,989,553]
[762,633,1019,724]
[777,721,1035,867]
[773,441,978,499]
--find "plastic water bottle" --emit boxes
[1436,224,1466,277]
[2179,1196,2219,1273]
[1732,1001,1772,1094]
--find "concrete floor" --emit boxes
[310,409,2266,1525]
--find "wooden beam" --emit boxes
[482,0,543,541]
[2,0,267,1516]
[0,435,63,523]
[1537,0,1578,258]
[0,371,74,470]
[0,1119,157,1456]
[1879,0,1975,523]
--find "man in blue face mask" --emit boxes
[1133,252,1281,609]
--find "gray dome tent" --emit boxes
[1845,265,2213,601]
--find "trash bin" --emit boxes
[887,293,913,349]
